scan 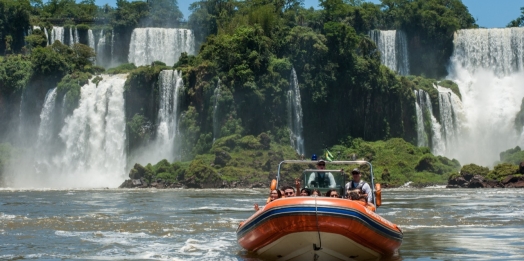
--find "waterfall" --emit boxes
[111,30,114,67]
[36,88,57,151]
[414,90,427,147]
[96,29,106,67]
[50,26,64,45]
[68,27,74,46]
[87,29,95,51]
[128,28,195,66]
[437,85,463,156]
[10,75,128,188]
[446,27,524,165]
[212,80,221,142]
[288,68,305,156]
[44,28,48,45]
[74,28,79,45]
[414,89,444,154]
[369,30,410,75]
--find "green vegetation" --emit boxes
[130,136,462,188]
[507,7,524,27]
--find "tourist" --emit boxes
[326,189,340,198]
[307,160,336,188]
[345,168,372,203]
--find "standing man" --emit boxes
[307,160,336,188]
[345,168,372,203]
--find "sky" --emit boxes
[92,0,523,28]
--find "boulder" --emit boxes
[467,175,485,188]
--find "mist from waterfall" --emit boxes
[212,80,221,142]
[7,75,128,188]
[128,28,195,66]
[369,30,410,75]
[288,68,305,156]
[446,27,524,166]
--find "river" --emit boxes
[0,188,523,260]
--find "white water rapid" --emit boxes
[288,68,305,156]
[369,30,410,75]
[10,75,128,188]
[128,28,195,66]
[446,27,524,165]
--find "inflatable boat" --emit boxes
[236,160,403,261]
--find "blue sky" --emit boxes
[92,0,523,28]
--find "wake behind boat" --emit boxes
[236,160,403,261]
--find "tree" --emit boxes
[0,0,31,54]
[507,7,524,27]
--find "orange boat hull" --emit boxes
[237,197,402,261]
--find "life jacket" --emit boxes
[313,172,331,187]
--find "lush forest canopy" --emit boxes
[0,0,522,187]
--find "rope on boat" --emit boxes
[313,195,322,251]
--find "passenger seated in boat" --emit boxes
[299,188,311,196]
[256,189,282,211]
[344,168,372,203]
[311,189,321,196]
[347,190,376,212]
[307,160,336,188]
[326,189,340,198]
[283,186,296,197]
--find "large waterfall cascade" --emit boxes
[288,68,305,156]
[446,27,524,165]
[128,28,195,67]
[369,30,410,75]
[212,80,221,142]
[11,75,128,188]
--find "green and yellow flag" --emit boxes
[325,149,334,162]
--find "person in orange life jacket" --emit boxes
[307,160,336,188]
[344,168,372,203]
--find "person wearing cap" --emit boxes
[307,160,336,188]
[345,168,372,203]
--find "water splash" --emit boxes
[128,28,195,66]
[446,28,524,165]
[369,30,410,75]
[288,68,305,156]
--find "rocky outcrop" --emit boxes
[447,174,524,188]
